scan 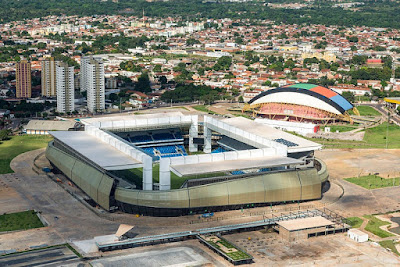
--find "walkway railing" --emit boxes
[96,208,350,252]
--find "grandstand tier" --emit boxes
[115,129,188,160]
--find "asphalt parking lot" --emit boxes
[0,246,80,267]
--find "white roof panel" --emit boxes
[80,112,184,125]
[49,131,141,170]
[221,117,322,152]
[277,216,334,231]
[170,156,303,177]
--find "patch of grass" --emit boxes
[114,164,226,189]
[65,243,83,258]
[227,250,252,261]
[193,105,217,114]
[345,175,400,190]
[346,217,364,228]
[0,210,44,232]
[363,122,400,148]
[363,215,394,238]
[355,96,372,102]
[168,106,189,111]
[379,240,400,256]
[233,113,253,119]
[113,168,144,189]
[206,237,252,261]
[0,135,52,174]
[350,106,382,116]
[304,122,400,149]
[217,239,236,249]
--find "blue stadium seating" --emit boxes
[123,130,187,159]
[160,154,181,158]
[258,168,271,173]
[211,147,227,153]
[153,144,188,158]
[156,145,177,154]
[142,147,155,155]
[176,145,185,151]
[231,170,245,175]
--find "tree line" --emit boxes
[161,84,226,103]
[2,0,400,29]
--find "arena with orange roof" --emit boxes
[244,83,359,124]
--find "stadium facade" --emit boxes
[46,112,329,216]
[244,83,359,124]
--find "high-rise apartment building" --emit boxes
[16,60,31,98]
[56,63,75,113]
[41,58,59,97]
[81,56,105,113]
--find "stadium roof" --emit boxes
[170,156,303,177]
[218,136,256,151]
[80,112,194,131]
[384,97,400,105]
[49,131,141,170]
[248,83,353,114]
[221,117,322,153]
[80,112,185,125]
[277,216,334,231]
[25,120,78,131]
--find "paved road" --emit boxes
[0,149,120,252]
[358,102,400,124]
[0,246,80,267]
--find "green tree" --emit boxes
[109,93,118,102]
[120,61,142,72]
[37,42,46,49]
[262,80,272,86]
[135,72,151,93]
[0,129,11,141]
[347,36,359,42]
[153,64,162,72]
[186,38,201,46]
[351,55,368,65]
[235,37,243,45]
[159,75,167,85]
[342,91,355,103]
[214,56,232,71]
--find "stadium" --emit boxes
[45,112,329,216]
[243,83,359,124]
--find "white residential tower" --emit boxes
[56,63,75,113]
[81,56,105,113]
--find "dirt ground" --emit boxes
[223,231,400,266]
[316,149,400,179]
[96,231,400,267]
[315,149,400,217]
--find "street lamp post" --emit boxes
[386,111,390,149]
